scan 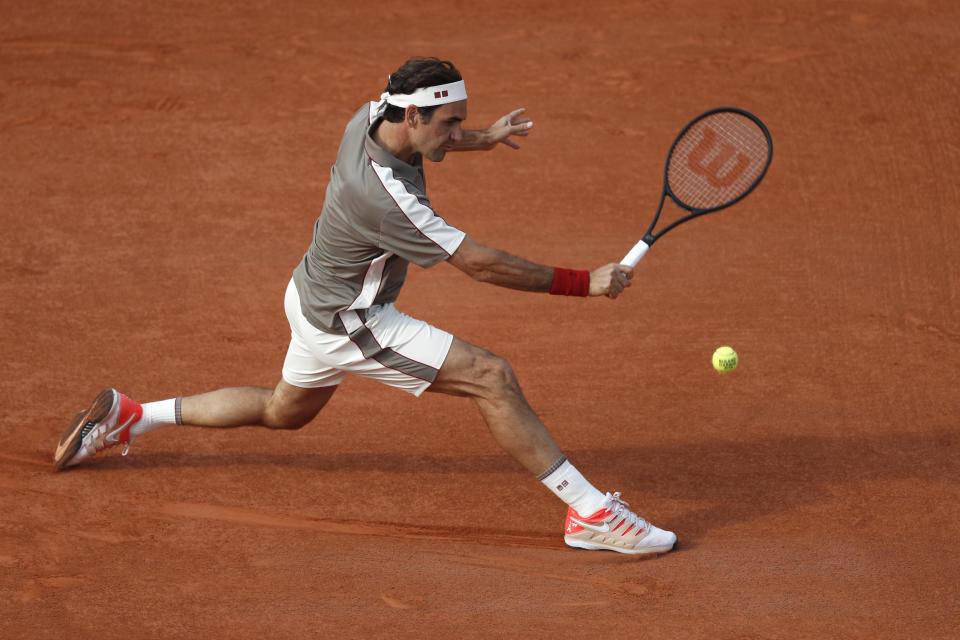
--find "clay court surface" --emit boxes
[2,0,958,637]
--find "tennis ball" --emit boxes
[712,346,738,373]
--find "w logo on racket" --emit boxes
[686,127,752,188]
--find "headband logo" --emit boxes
[434,90,449,99]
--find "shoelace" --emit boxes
[605,492,649,532]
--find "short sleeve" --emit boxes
[377,188,465,268]
[380,203,466,267]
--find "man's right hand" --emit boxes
[589,263,634,298]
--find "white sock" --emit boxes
[538,457,608,516]
[130,398,181,437]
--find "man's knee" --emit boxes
[431,339,525,400]
[263,410,312,430]
[262,400,312,429]
[473,350,521,396]
[261,384,332,429]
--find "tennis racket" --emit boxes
[620,107,773,267]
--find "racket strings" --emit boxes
[668,112,770,210]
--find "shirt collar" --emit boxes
[364,108,422,181]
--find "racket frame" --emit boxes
[621,107,773,267]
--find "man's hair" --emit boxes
[382,57,462,123]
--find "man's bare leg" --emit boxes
[180,380,337,430]
[428,337,562,475]
[428,335,607,519]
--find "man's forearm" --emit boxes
[450,129,496,151]
[468,248,554,291]
[450,239,553,290]
[450,237,610,297]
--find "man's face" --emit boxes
[413,101,466,162]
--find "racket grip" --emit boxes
[620,240,650,268]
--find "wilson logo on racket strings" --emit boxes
[686,127,751,188]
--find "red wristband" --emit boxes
[549,267,590,297]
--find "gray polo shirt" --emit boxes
[292,102,466,333]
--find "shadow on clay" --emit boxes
[85,428,957,543]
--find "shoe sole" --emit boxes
[53,389,116,470]
[564,537,677,555]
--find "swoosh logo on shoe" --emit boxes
[568,517,611,533]
[105,415,137,444]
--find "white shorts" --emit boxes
[281,279,453,397]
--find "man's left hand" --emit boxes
[486,108,533,149]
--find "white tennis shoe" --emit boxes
[54,389,143,469]
[564,492,677,555]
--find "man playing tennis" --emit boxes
[54,57,676,556]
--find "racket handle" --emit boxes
[620,240,650,268]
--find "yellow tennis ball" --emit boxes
[712,346,738,373]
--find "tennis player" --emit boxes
[54,57,676,555]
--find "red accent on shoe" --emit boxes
[114,393,143,443]
[580,507,613,524]
[564,508,582,534]
[564,504,614,534]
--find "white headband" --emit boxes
[382,80,467,109]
